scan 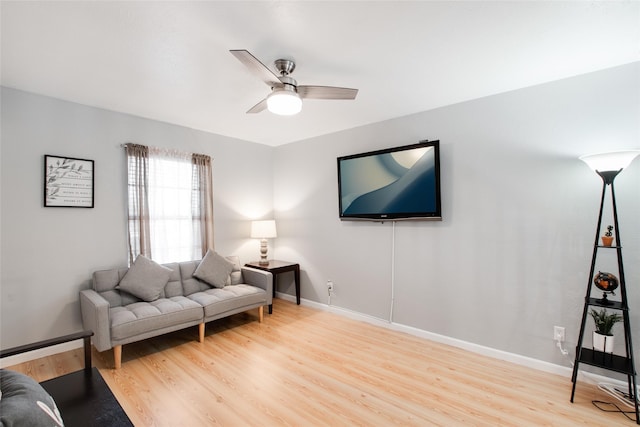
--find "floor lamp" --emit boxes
[572,150,640,422]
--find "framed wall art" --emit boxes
[44,155,94,208]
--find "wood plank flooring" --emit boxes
[6,299,636,426]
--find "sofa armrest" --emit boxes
[241,267,273,305]
[79,290,112,352]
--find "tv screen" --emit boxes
[337,140,441,221]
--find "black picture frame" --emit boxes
[44,155,94,208]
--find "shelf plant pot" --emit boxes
[601,236,614,246]
[593,331,614,353]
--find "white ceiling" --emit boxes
[2,1,639,147]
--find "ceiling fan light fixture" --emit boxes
[231,50,357,115]
[267,88,302,116]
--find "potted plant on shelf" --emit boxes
[601,225,614,247]
[589,308,622,353]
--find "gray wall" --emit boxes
[0,87,273,348]
[1,63,638,369]
[272,62,640,366]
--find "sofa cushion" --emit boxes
[180,261,210,296]
[110,296,203,341]
[226,256,242,285]
[188,285,267,318]
[193,250,234,289]
[0,369,64,427]
[162,263,183,298]
[93,268,127,293]
[117,255,172,302]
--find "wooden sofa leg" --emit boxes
[259,306,264,323]
[199,323,205,343]
[113,345,122,369]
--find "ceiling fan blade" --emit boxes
[297,86,358,100]
[246,98,268,114]
[230,50,282,87]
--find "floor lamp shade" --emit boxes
[251,220,277,265]
[579,150,640,173]
[579,150,640,184]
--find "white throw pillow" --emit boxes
[193,250,234,288]
[117,255,172,301]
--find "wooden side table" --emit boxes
[245,260,300,314]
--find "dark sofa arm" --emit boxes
[0,331,94,373]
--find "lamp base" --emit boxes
[259,239,269,266]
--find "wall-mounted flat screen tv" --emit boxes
[337,140,441,221]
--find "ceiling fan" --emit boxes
[230,49,358,116]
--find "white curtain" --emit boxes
[126,144,214,264]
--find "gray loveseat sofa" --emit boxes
[80,253,272,368]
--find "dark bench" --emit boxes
[1,331,132,427]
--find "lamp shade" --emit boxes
[579,150,640,173]
[267,88,302,116]
[251,220,277,239]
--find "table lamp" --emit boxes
[251,220,277,265]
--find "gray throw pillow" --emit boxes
[0,369,65,426]
[117,255,172,301]
[193,250,234,288]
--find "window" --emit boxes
[126,144,213,265]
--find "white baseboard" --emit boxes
[276,292,629,389]
[0,340,84,368]
[2,294,629,392]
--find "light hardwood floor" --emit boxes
[7,299,636,426]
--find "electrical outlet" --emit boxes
[327,281,334,292]
[554,326,565,342]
